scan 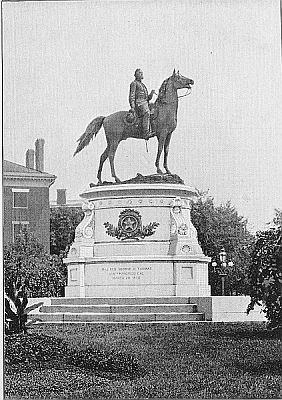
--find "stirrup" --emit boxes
[145,131,155,140]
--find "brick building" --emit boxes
[3,139,56,252]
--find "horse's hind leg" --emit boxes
[164,132,172,174]
[108,142,121,183]
[97,146,109,184]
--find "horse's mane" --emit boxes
[156,78,170,104]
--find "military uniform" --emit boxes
[129,79,154,137]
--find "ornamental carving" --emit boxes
[181,245,191,254]
[75,202,95,240]
[178,223,189,235]
[168,196,204,256]
[170,197,198,238]
[104,209,159,240]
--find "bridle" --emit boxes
[159,86,192,105]
[177,87,192,99]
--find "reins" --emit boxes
[157,87,192,105]
[178,88,192,99]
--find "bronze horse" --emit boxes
[74,70,194,183]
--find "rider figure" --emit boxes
[129,69,156,140]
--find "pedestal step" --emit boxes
[33,297,206,323]
[34,312,204,323]
[40,304,197,314]
[50,296,194,306]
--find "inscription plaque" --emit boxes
[101,265,152,281]
[85,263,173,286]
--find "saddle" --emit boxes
[124,104,158,127]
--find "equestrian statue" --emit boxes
[74,69,194,184]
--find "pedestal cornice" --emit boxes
[64,254,211,265]
[80,183,198,201]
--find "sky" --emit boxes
[2,0,282,232]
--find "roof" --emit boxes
[3,160,56,178]
[3,160,56,187]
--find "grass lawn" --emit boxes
[5,322,282,399]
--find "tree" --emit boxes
[4,229,67,298]
[50,207,84,255]
[191,193,254,295]
[247,213,282,330]
[272,208,282,227]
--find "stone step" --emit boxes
[40,304,197,314]
[33,312,205,323]
[32,297,206,323]
[51,296,192,306]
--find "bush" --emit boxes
[5,282,43,335]
[4,230,67,298]
[247,226,282,330]
[67,346,141,376]
[5,333,142,377]
[5,333,68,370]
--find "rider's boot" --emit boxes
[143,120,156,140]
[142,112,155,140]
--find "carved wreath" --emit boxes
[104,209,159,240]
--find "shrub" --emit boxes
[4,230,67,298]
[5,282,43,335]
[5,333,68,370]
[247,226,282,330]
[5,333,142,377]
[67,346,141,376]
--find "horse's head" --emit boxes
[171,69,194,90]
[157,70,194,104]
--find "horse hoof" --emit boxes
[115,178,121,184]
[165,170,172,175]
[157,169,164,175]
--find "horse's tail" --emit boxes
[74,116,105,156]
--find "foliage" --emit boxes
[272,208,282,227]
[5,332,142,377]
[5,334,68,370]
[67,346,140,375]
[4,230,67,298]
[247,225,282,330]
[191,193,254,295]
[50,207,84,255]
[5,282,43,335]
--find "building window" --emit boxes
[12,221,29,242]
[12,188,29,208]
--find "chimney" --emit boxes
[26,149,35,169]
[57,189,66,206]
[35,138,45,172]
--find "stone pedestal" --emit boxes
[64,183,211,297]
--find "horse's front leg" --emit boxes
[155,135,166,174]
[108,142,121,183]
[163,132,173,174]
